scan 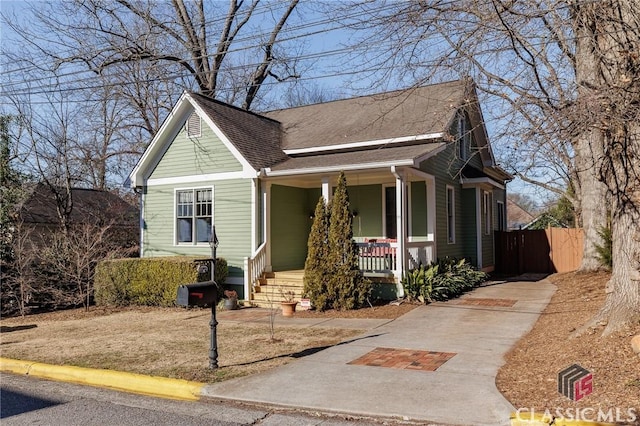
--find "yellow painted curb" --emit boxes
[510,411,616,426]
[0,357,205,401]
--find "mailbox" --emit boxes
[176,281,219,307]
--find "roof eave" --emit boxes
[264,159,416,177]
[283,132,444,156]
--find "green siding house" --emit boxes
[128,79,512,300]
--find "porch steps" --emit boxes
[250,270,305,309]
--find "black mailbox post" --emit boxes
[175,227,221,369]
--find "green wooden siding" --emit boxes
[149,111,242,179]
[142,180,252,278]
[348,184,382,240]
[271,185,314,271]
[419,143,467,260]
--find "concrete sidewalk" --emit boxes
[203,279,556,426]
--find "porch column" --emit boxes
[392,166,406,296]
[475,187,483,270]
[251,178,258,253]
[262,181,272,272]
[321,176,331,204]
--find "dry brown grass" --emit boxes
[0,306,363,383]
[496,271,640,414]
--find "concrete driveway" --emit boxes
[202,278,556,426]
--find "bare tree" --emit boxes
[336,0,608,270]
[338,0,639,332]
[3,0,301,112]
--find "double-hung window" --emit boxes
[177,188,212,244]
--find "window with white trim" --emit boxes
[186,112,201,138]
[483,191,492,235]
[446,185,455,244]
[176,188,212,244]
[457,112,470,161]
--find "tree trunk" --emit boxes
[574,131,608,271]
[573,0,640,334]
[597,196,640,335]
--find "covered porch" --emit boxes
[244,167,437,299]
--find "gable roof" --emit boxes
[507,199,535,230]
[189,93,288,170]
[128,79,502,186]
[20,184,138,227]
[263,80,468,152]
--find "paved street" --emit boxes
[0,373,407,426]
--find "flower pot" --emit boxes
[224,298,238,310]
[281,301,297,317]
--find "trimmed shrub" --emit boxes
[402,258,487,303]
[325,172,371,310]
[94,257,228,307]
[303,196,331,310]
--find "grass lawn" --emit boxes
[0,306,369,383]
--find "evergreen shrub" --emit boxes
[94,257,228,306]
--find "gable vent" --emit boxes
[187,112,201,138]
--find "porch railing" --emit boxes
[244,242,267,294]
[356,241,397,274]
[406,241,435,270]
[356,240,435,275]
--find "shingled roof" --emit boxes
[130,79,481,186]
[263,80,468,151]
[20,184,138,227]
[189,93,288,170]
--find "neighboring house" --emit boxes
[127,79,512,300]
[506,199,535,230]
[19,183,139,250]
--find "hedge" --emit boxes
[94,257,228,307]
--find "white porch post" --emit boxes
[321,176,331,204]
[251,178,258,253]
[391,166,406,296]
[263,181,273,272]
[426,175,436,263]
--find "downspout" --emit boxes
[391,166,405,298]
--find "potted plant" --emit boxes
[279,289,297,317]
[223,289,239,310]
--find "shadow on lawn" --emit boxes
[226,333,385,367]
[0,324,37,333]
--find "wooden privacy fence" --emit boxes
[494,228,584,275]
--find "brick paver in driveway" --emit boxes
[347,347,456,371]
